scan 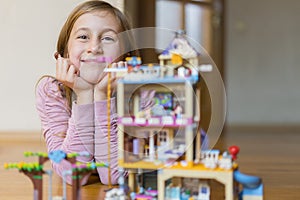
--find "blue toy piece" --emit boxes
[234,170,264,200]
[126,56,142,67]
[48,150,66,164]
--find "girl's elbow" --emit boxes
[99,170,120,185]
[100,175,119,185]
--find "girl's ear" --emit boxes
[54,52,59,60]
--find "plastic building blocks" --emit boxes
[4,150,107,200]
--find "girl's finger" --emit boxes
[66,65,76,84]
[111,76,118,88]
[61,58,70,74]
[111,62,117,79]
[56,55,63,79]
[111,77,118,96]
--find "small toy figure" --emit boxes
[172,102,183,119]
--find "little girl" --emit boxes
[35,0,137,185]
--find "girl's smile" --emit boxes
[80,56,107,64]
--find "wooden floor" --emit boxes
[221,126,300,200]
[0,127,299,200]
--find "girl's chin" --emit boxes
[79,63,105,84]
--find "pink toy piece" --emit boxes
[135,194,154,199]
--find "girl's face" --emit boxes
[67,10,122,70]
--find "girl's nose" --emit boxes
[87,40,103,54]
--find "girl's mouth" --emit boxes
[81,56,111,63]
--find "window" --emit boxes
[156,0,213,53]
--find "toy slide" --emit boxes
[234,170,262,188]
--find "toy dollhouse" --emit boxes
[111,31,264,200]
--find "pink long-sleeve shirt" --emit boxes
[35,76,119,185]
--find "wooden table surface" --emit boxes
[0,128,300,200]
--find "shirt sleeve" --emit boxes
[35,76,94,185]
[94,98,120,185]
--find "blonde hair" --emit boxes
[56,0,138,106]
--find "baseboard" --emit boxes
[0,131,43,142]
[225,124,300,133]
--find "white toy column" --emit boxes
[185,80,194,166]
[149,133,155,161]
[117,82,124,162]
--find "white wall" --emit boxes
[1,0,299,131]
[0,0,123,132]
[226,0,300,126]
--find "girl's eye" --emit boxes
[101,36,115,43]
[77,35,88,40]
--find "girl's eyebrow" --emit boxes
[74,27,118,35]
[74,27,89,34]
[100,28,118,35]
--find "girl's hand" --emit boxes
[55,54,94,104]
[94,61,126,101]
[55,54,77,89]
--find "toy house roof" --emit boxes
[159,31,199,60]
